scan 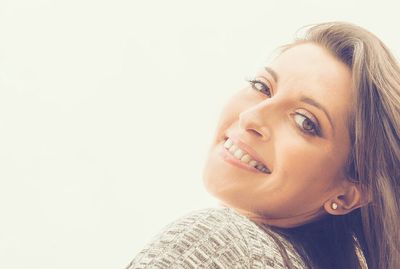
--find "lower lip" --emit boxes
[218,142,264,174]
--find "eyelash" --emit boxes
[246,78,272,98]
[246,78,321,137]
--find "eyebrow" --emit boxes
[264,66,335,133]
[264,67,279,82]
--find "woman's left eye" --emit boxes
[247,78,272,98]
[293,113,320,136]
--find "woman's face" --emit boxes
[202,43,354,228]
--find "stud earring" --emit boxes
[331,202,338,210]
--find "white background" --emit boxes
[1,1,399,268]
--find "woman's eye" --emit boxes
[247,79,272,98]
[293,113,320,136]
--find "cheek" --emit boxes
[273,139,341,193]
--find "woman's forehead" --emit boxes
[271,43,350,82]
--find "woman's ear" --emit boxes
[323,181,370,215]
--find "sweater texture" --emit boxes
[125,207,306,269]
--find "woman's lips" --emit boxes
[224,134,272,172]
[218,142,267,174]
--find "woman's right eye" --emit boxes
[247,79,272,98]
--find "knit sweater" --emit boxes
[125,207,306,269]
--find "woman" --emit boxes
[125,22,400,269]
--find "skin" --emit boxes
[202,42,364,228]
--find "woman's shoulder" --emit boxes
[125,207,306,269]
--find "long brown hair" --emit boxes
[272,22,400,269]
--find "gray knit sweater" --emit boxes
[125,207,306,269]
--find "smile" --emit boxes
[221,137,271,174]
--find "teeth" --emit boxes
[240,154,252,163]
[229,145,238,153]
[261,167,269,173]
[233,149,245,159]
[256,164,265,170]
[224,139,234,148]
[255,163,270,173]
[223,138,271,173]
[248,160,258,167]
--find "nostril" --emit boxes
[248,129,263,137]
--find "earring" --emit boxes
[331,202,338,210]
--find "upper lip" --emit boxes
[225,134,272,172]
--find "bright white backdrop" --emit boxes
[0,1,399,268]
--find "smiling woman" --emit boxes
[125,22,400,269]
[204,42,355,230]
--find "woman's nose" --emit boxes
[238,103,272,142]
